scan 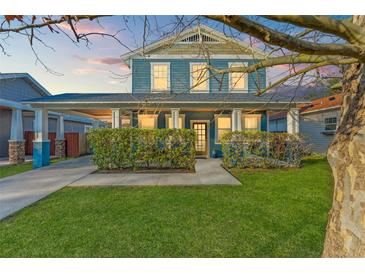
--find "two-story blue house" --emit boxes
[24,24,304,166]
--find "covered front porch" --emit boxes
[22,92,304,167]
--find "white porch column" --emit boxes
[171,108,180,129]
[55,115,66,158]
[8,108,25,164]
[231,109,242,131]
[34,108,48,141]
[33,108,50,168]
[287,108,300,134]
[10,108,24,141]
[111,108,120,128]
[56,115,65,139]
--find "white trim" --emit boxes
[190,119,210,158]
[165,113,185,129]
[190,62,209,93]
[242,113,262,131]
[228,62,249,93]
[287,109,299,134]
[214,114,231,144]
[111,108,121,128]
[150,62,170,93]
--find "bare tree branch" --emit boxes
[264,15,365,45]
[205,15,365,61]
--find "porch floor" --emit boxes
[70,159,241,187]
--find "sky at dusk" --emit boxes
[0,15,338,95]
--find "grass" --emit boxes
[0,158,68,179]
[0,157,333,258]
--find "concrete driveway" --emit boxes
[71,159,241,187]
[0,156,96,220]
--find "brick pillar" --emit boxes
[8,140,25,165]
[55,139,66,158]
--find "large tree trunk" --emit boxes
[322,19,365,256]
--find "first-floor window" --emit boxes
[121,114,131,128]
[242,114,261,131]
[324,117,337,131]
[165,115,185,129]
[138,114,158,129]
[215,115,231,143]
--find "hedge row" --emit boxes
[221,131,309,168]
[87,128,196,170]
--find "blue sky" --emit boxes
[0,15,340,94]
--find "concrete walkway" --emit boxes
[0,156,96,220]
[71,159,241,187]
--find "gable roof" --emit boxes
[0,73,51,97]
[121,24,266,62]
[269,93,343,120]
[300,93,343,114]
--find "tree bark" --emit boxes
[323,17,365,256]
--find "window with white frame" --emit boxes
[242,114,261,131]
[215,115,231,143]
[165,114,185,129]
[229,62,248,92]
[151,63,170,92]
[324,117,337,131]
[138,114,158,129]
[121,114,131,128]
[190,63,209,92]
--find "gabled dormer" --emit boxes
[121,24,267,94]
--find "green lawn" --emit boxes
[0,157,333,257]
[0,158,68,179]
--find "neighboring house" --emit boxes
[0,73,96,163]
[23,24,307,167]
[270,93,343,152]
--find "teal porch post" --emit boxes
[33,108,50,169]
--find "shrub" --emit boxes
[87,128,196,171]
[221,131,310,168]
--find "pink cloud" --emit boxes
[73,55,130,71]
[59,21,106,33]
[72,67,108,75]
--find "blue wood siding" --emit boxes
[269,118,287,132]
[132,59,266,93]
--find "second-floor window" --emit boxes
[190,63,209,92]
[229,62,248,92]
[151,63,170,92]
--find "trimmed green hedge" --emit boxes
[87,128,196,171]
[221,131,309,168]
